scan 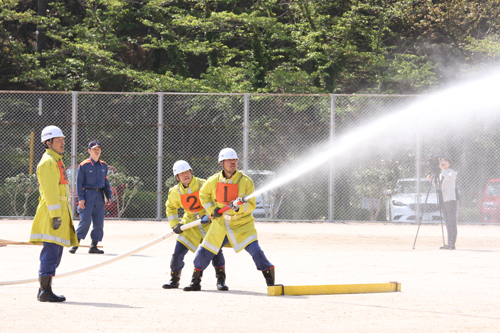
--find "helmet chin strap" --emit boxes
[47,139,62,155]
[223,167,235,178]
[220,161,236,178]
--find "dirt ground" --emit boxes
[1,219,500,333]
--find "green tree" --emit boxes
[2,0,500,93]
[0,0,38,89]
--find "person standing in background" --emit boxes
[69,140,112,254]
[437,157,458,250]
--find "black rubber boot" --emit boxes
[439,244,450,249]
[89,240,104,254]
[37,276,66,302]
[215,267,229,291]
[69,239,81,254]
[183,269,203,291]
[162,270,181,289]
[262,266,275,286]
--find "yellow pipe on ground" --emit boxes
[268,282,401,296]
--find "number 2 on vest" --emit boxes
[186,195,201,211]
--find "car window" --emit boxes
[397,181,435,194]
[397,181,417,193]
[486,183,500,196]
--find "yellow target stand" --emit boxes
[268,281,401,296]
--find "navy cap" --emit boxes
[88,140,101,149]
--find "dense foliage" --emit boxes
[1,0,500,93]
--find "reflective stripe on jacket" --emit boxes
[165,177,209,252]
[29,149,78,247]
[199,170,257,254]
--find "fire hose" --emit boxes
[0,198,248,286]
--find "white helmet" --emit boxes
[218,148,238,162]
[41,125,65,143]
[173,160,192,176]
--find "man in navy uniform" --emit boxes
[69,140,112,254]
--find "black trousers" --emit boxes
[442,200,458,246]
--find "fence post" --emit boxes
[415,117,422,222]
[71,91,78,219]
[329,94,335,222]
[156,93,164,221]
[243,93,249,173]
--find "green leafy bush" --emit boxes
[4,173,38,216]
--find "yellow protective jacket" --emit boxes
[165,177,210,252]
[30,149,78,247]
[199,170,257,254]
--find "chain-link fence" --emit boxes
[1,91,499,223]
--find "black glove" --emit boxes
[53,217,62,230]
[229,198,241,212]
[200,215,211,225]
[211,209,222,218]
[173,223,183,234]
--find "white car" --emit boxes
[246,170,275,218]
[386,178,442,222]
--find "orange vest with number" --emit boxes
[180,190,203,213]
[215,172,242,205]
[215,182,239,205]
[178,179,204,213]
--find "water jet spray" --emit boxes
[243,67,500,210]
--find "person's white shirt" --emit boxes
[440,168,457,202]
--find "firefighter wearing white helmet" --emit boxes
[30,126,78,302]
[218,148,238,162]
[173,160,192,176]
[163,160,228,291]
[183,148,275,291]
[40,125,65,149]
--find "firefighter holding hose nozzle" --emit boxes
[183,148,275,291]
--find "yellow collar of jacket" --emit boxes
[46,148,63,161]
[218,170,242,184]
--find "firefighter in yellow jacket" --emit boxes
[30,126,78,302]
[163,160,228,291]
[183,148,275,291]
